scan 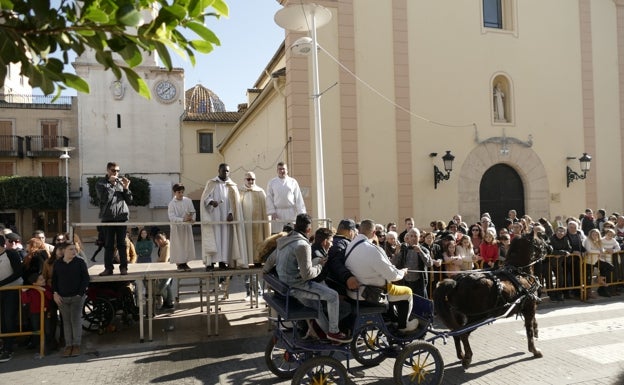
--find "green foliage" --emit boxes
[0,0,228,98]
[87,175,151,207]
[0,176,66,209]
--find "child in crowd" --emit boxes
[21,273,53,355]
[135,228,153,263]
[52,242,90,358]
[480,230,500,269]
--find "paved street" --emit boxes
[0,272,623,385]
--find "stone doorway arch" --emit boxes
[457,143,549,226]
[480,164,524,229]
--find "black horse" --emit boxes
[433,237,544,368]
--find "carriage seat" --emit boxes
[263,273,320,321]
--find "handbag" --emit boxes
[361,285,386,304]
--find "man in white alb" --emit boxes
[200,163,247,271]
[167,183,196,272]
[266,162,306,234]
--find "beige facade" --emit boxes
[74,54,185,226]
[220,0,624,229]
[0,96,79,236]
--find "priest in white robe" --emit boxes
[167,183,196,271]
[266,162,306,233]
[239,171,270,265]
[200,163,248,269]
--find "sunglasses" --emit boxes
[246,178,255,181]
[110,168,120,172]
[7,240,18,243]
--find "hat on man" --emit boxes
[338,219,356,231]
[5,232,20,242]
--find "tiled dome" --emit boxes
[185,84,226,113]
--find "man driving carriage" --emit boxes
[344,219,420,333]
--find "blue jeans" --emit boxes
[58,295,85,346]
[104,224,128,271]
[292,281,341,334]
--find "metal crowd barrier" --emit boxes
[0,285,46,357]
[425,251,623,302]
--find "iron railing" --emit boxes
[0,93,73,107]
[25,136,69,157]
[0,135,24,158]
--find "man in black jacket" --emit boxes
[326,219,360,296]
[0,234,24,362]
[96,162,133,276]
[550,226,572,301]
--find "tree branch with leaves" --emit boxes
[0,0,227,98]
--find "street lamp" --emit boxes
[275,3,332,222]
[566,152,592,188]
[54,146,75,233]
[430,151,455,189]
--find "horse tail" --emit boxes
[433,279,461,328]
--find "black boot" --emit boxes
[394,300,410,330]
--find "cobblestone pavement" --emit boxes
[1,271,624,385]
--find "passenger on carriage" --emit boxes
[345,219,420,333]
[275,214,352,344]
[325,219,360,296]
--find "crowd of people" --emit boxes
[3,158,624,357]
[259,208,624,344]
[0,228,90,362]
[0,160,308,362]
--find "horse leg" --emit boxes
[523,307,543,358]
[460,332,473,368]
[532,316,539,339]
[453,336,464,361]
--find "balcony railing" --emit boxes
[0,94,73,109]
[25,136,69,157]
[0,135,24,158]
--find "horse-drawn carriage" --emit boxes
[262,237,543,384]
[263,272,446,384]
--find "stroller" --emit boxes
[82,281,140,333]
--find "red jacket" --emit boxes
[21,285,53,314]
[480,242,499,264]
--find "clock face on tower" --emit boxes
[154,80,177,103]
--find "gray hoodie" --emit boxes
[275,231,320,287]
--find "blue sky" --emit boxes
[170,1,285,111]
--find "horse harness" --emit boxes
[453,266,541,319]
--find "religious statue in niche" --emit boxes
[493,83,506,122]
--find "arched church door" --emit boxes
[479,164,524,230]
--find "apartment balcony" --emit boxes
[0,135,24,158]
[25,136,70,157]
[0,94,72,110]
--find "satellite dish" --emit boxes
[291,37,314,56]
